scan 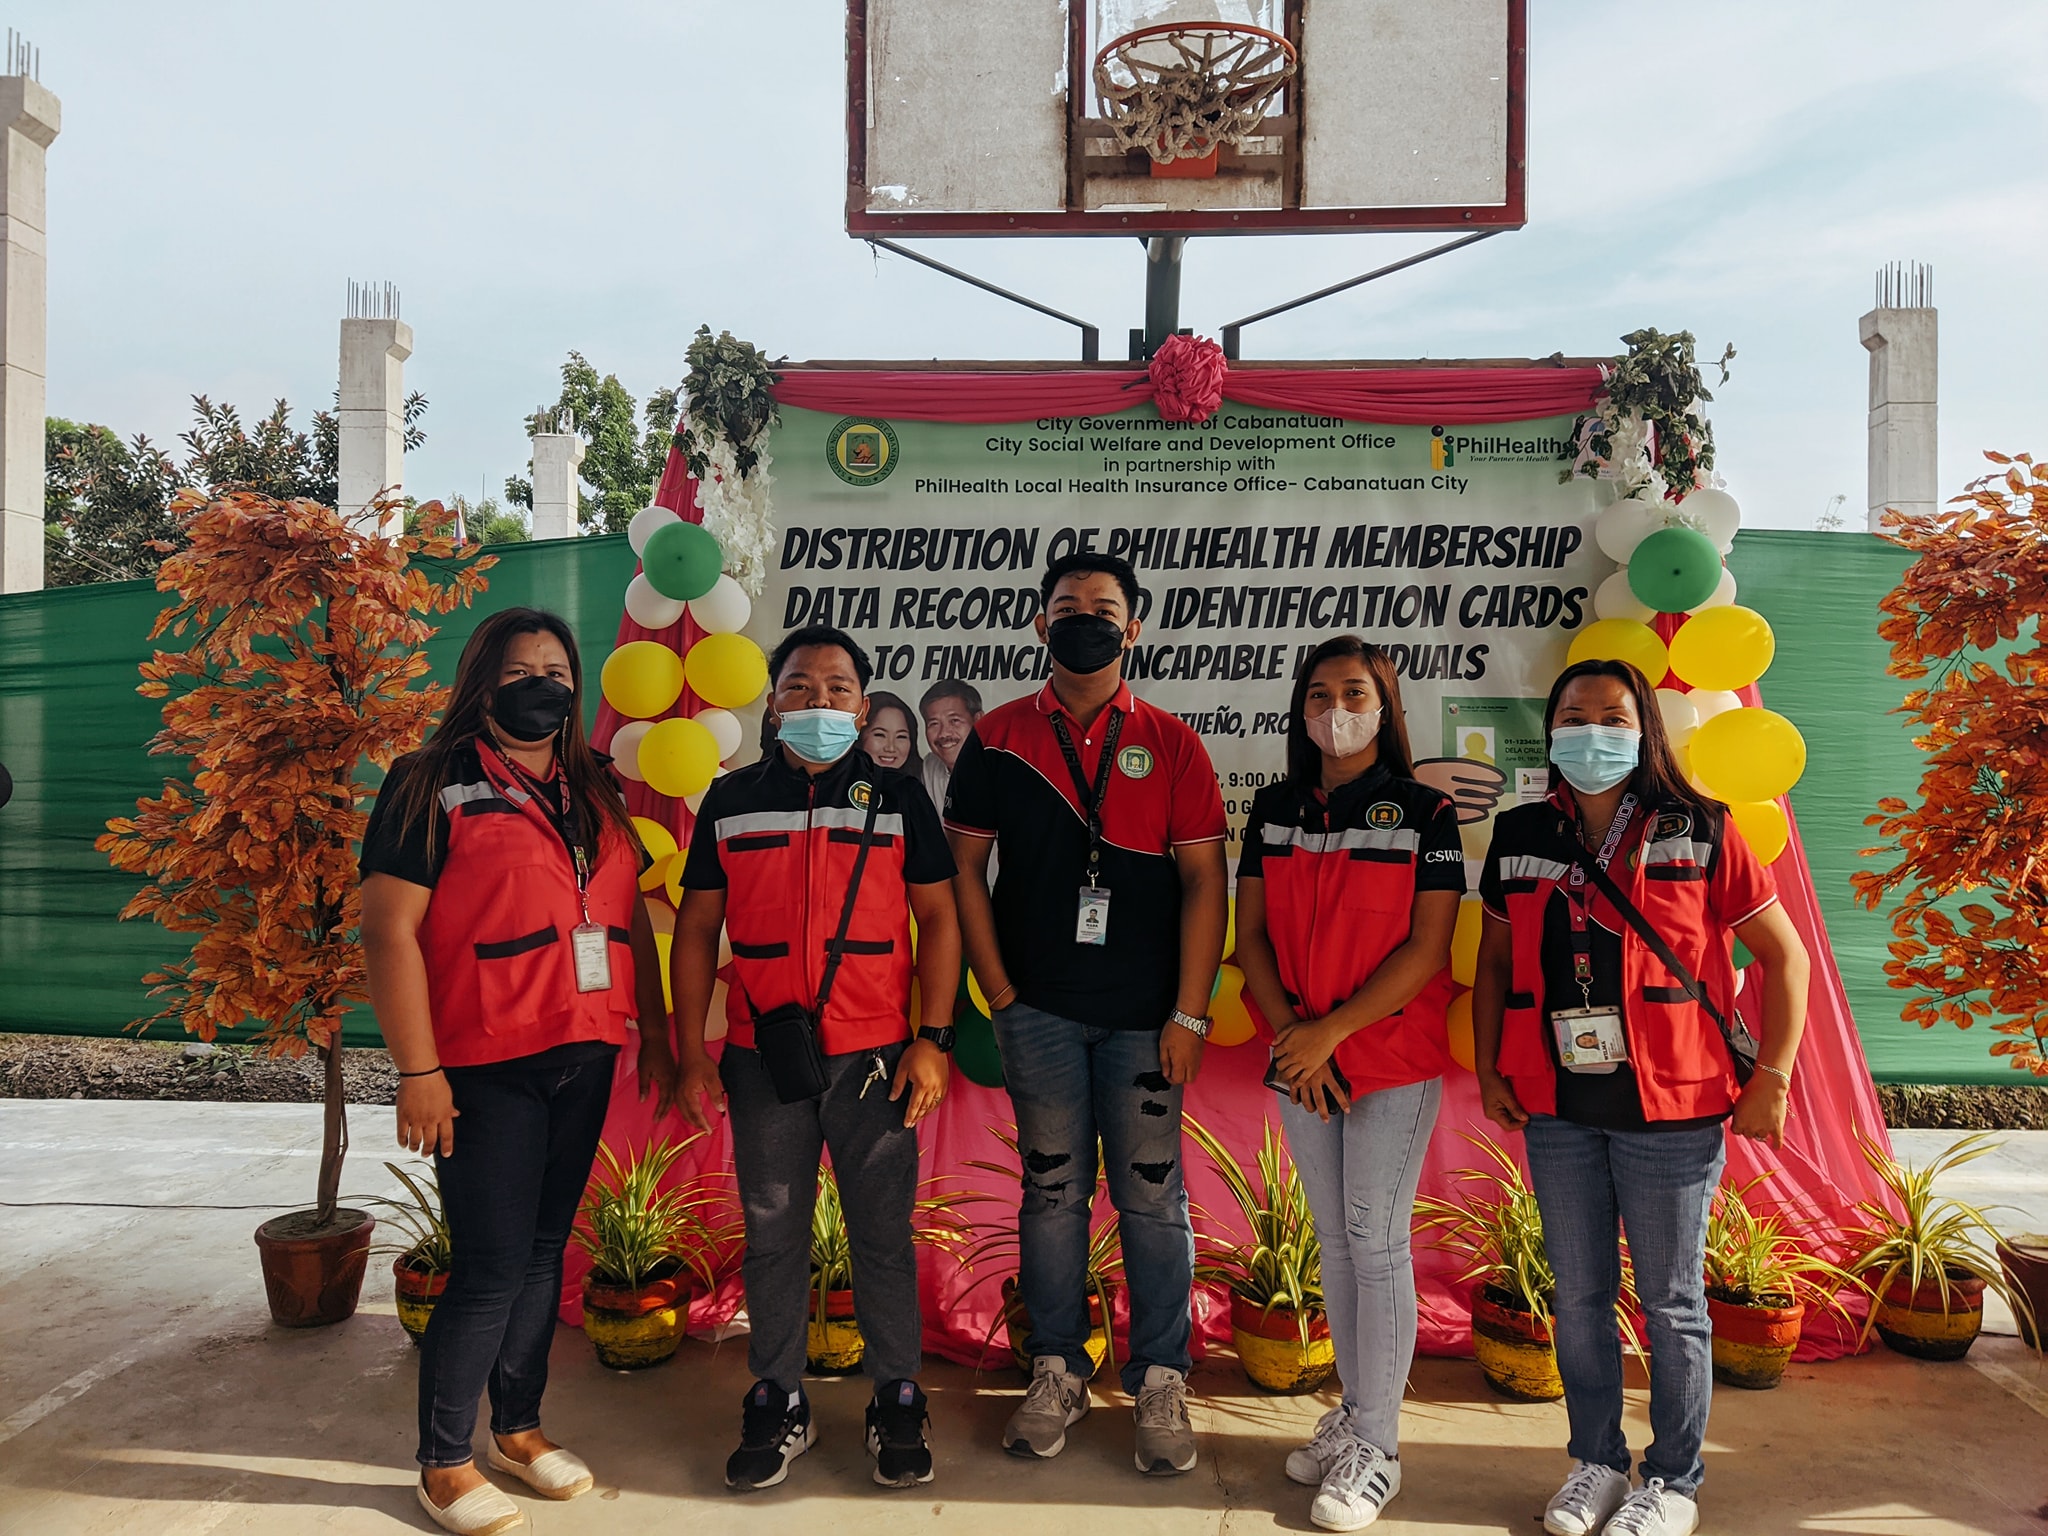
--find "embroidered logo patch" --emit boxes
[1116,745,1154,779]
[1654,811,1692,841]
[1366,801,1403,830]
[849,779,874,810]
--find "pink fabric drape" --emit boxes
[563,369,1888,1366]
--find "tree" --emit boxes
[98,492,495,1222]
[506,351,679,535]
[402,493,530,546]
[1855,452,2048,1077]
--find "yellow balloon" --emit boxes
[1689,709,1807,801]
[1446,989,1477,1073]
[967,968,991,1017]
[1223,899,1236,964]
[664,844,690,905]
[1566,618,1668,684]
[638,716,721,799]
[908,913,919,959]
[1729,799,1789,864]
[908,977,923,1035]
[1668,605,1775,692]
[639,850,673,894]
[685,633,770,710]
[632,815,678,864]
[1210,965,1257,1047]
[1450,896,1484,987]
[600,640,685,720]
[652,930,674,1012]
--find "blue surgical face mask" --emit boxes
[777,707,863,765]
[1549,723,1641,795]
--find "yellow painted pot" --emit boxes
[807,1289,865,1373]
[582,1271,684,1370]
[1470,1285,1563,1402]
[1706,1291,1803,1390]
[1000,1276,1110,1379]
[392,1258,447,1345]
[1230,1296,1336,1393]
[1873,1271,1985,1362]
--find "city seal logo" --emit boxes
[849,780,874,811]
[827,416,900,486]
[1116,745,1154,780]
[1366,801,1403,830]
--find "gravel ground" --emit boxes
[1876,1081,2048,1131]
[0,1034,397,1105]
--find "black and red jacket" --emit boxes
[1237,764,1466,1093]
[682,746,954,1056]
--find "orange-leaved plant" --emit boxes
[1854,452,2048,1077]
[98,491,494,1222]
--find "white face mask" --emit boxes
[1306,705,1382,760]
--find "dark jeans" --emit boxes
[417,1041,617,1468]
[721,1040,922,1394]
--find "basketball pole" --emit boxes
[1138,235,1187,361]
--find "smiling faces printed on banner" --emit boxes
[859,691,922,773]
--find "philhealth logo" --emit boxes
[1429,425,1455,470]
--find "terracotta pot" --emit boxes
[806,1286,865,1373]
[1996,1234,2048,1350]
[1872,1269,1987,1361]
[253,1208,375,1328]
[1001,1276,1111,1379]
[392,1257,449,1345]
[1706,1290,1804,1389]
[1470,1284,1562,1402]
[582,1268,685,1370]
[1229,1294,1336,1393]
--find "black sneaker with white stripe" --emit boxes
[725,1380,815,1491]
[865,1379,934,1487]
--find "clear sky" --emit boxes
[19,0,2047,530]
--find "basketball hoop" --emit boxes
[1093,22,1297,172]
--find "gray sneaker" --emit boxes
[1132,1364,1196,1475]
[1004,1356,1089,1458]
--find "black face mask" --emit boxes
[490,676,576,742]
[1046,614,1127,676]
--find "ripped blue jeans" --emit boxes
[992,1004,1193,1396]
[1282,1075,1442,1456]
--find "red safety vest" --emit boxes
[1489,787,1768,1121]
[414,739,639,1067]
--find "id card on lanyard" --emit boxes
[1049,709,1124,947]
[1553,793,1639,1074]
[515,757,612,994]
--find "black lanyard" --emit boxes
[1048,707,1125,889]
[507,755,590,901]
[1561,793,1639,1006]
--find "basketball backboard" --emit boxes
[847,0,1525,237]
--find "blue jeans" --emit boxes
[992,1004,1193,1396]
[1523,1115,1727,1498]
[1283,1076,1441,1457]
[419,1042,617,1468]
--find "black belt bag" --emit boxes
[746,790,882,1105]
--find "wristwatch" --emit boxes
[917,1024,957,1053]
[1169,1009,1213,1039]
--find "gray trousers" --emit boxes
[721,1039,922,1394]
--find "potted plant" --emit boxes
[1997,1232,2048,1349]
[98,492,492,1328]
[575,1134,737,1370]
[360,1161,453,1344]
[1186,1115,1332,1393]
[1702,1176,1861,1389]
[806,1164,968,1373]
[1846,1130,2038,1361]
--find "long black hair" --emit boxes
[1542,657,1715,812]
[862,691,923,769]
[1285,636,1417,788]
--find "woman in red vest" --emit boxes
[361,608,678,1536]
[1236,637,1465,1532]
[1473,657,1809,1536]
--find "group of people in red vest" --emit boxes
[360,551,1808,1536]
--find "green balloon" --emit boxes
[1732,937,1755,970]
[1627,524,1722,614]
[641,520,724,602]
[953,1012,1006,1089]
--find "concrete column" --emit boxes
[529,416,584,541]
[1861,264,1938,532]
[0,70,59,593]
[337,288,413,535]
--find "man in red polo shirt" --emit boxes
[945,551,1228,1477]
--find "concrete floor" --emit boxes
[2,1102,2046,1536]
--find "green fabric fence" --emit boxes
[0,529,1996,1082]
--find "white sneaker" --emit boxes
[1310,1438,1400,1531]
[1602,1478,1698,1536]
[1543,1459,1630,1536]
[1286,1406,1357,1486]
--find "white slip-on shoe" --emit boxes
[417,1479,523,1536]
[1543,1459,1630,1536]
[1286,1405,1358,1486]
[1601,1477,1699,1536]
[486,1441,595,1500]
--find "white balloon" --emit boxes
[1674,487,1741,553]
[696,707,744,760]
[628,503,680,556]
[1686,565,1738,614]
[1655,688,1700,748]
[609,720,654,781]
[1596,495,1669,564]
[623,573,687,630]
[688,574,752,635]
[1690,689,1743,724]
[1594,569,1655,623]
[717,927,733,968]
[683,787,709,813]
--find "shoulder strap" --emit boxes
[814,782,884,1019]
[1568,846,1723,1027]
